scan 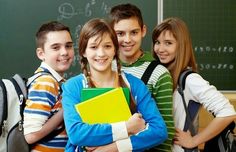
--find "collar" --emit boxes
[36,62,64,82]
[121,52,154,67]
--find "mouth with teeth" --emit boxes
[121,44,134,51]
[95,58,108,64]
[58,58,71,64]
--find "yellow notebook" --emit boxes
[75,87,131,124]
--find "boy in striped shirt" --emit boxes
[110,3,174,151]
[23,21,74,151]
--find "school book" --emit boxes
[75,87,131,124]
[81,87,130,105]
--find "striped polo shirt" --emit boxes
[24,62,67,152]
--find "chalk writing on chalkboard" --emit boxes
[57,1,111,21]
[194,46,234,53]
[198,64,234,70]
[57,1,111,50]
[194,46,234,71]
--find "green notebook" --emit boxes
[81,88,130,105]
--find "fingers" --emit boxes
[137,113,142,118]
[133,113,142,118]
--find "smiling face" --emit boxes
[37,30,74,76]
[153,30,177,64]
[113,17,146,63]
[83,33,115,74]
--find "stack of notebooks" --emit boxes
[75,87,131,124]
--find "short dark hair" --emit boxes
[109,3,144,28]
[36,21,71,48]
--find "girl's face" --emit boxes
[83,33,115,74]
[153,30,177,64]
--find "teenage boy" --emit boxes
[110,3,174,151]
[23,21,74,151]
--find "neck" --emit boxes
[120,50,143,65]
[90,70,116,87]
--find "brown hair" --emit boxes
[78,18,129,89]
[152,17,197,89]
[36,21,71,49]
[109,3,144,28]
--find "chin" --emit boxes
[159,59,169,64]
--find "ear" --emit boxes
[141,25,147,38]
[36,48,45,61]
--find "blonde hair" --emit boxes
[152,17,197,89]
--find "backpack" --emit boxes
[178,69,236,152]
[0,72,64,152]
[0,74,30,152]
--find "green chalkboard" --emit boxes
[164,0,236,91]
[0,0,157,79]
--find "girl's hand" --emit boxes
[126,113,146,135]
[174,128,197,149]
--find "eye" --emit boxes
[104,44,112,49]
[89,45,97,49]
[116,31,124,37]
[66,43,73,49]
[154,40,160,45]
[131,30,138,36]
[165,41,172,46]
[52,46,60,51]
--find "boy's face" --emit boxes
[37,31,74,76]
[113,17,146,63]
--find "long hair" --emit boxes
[152,17,197,89]
[78,18,130,89]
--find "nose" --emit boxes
[97,47,105,57]
[124,34,131,43]
[155,43,165,53]
[60,46,69,56]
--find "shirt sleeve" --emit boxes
[24,75,59,135]
[186,73,236,117]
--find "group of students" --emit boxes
[23,3,236,152]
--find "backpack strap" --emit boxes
[178,69,196,134]
[178,69,200,152]
[11,72,50,120]
[141,60,159,85]
[178,69,194,92]
[10,74,27,120]
[0,80,8,136]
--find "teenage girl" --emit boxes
[61,18,167,152]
